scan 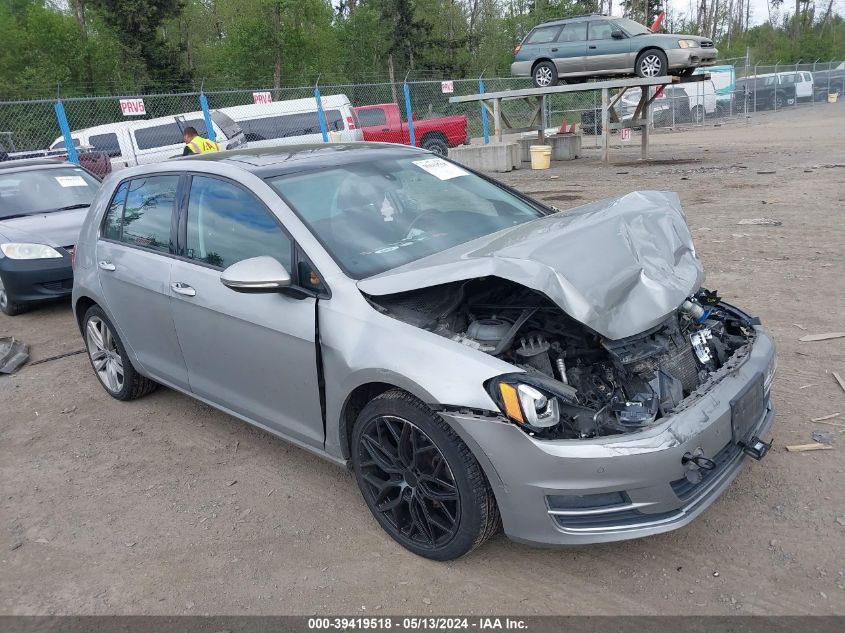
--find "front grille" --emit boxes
[701,41,714,48]
[670,440,739,502]
[40,278,73,291]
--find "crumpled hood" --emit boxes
[357,191,704,340]
[0,208,88,249]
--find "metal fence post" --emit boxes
[480,79,489,145]
[403,81,416,147]
[754,64,758,114]
[53,99,79,164]
[314,85,329,143]
[199,93,216,142]
[828,61,832,97]
[813,60,818,104]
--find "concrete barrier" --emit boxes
[548,134,582,161]
[448,143,520,173]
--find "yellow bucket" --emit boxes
[328,130,343,143]
[529,145,552,170]
[828,93,838,104]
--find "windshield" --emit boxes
[0,166,99,219]
[268,156,546,278]
[615,18,651,36]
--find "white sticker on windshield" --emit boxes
[412,158,468,180]
[55,176,88,187]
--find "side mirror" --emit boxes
[220,256,291,293]
[611,29,624,39]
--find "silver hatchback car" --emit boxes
[72,144,776,560]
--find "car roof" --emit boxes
[0,158,76,172]
[176,142,429,177]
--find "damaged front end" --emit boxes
[369,278,765,440]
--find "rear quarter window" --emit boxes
[525,26,561,45]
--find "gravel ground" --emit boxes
[1,106,844,616]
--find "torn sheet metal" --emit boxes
[0,337,29,374]
[358,191,704,340]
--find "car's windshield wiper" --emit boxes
[49,203,90,212]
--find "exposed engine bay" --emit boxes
[368,278,757,439]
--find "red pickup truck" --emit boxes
[353,103,468,156]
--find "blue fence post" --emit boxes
[199,93,216,142]
[314,86,329,143]
[53,99,79,165]
[480,79,489,145]
[403,81,416,147]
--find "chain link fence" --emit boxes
[1,60,843,171]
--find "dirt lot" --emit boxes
[2,106,844,616]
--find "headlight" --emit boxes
[764,351,777,392]
[678,39,700,49]
[488,374,573,430]
[0,243,63,260]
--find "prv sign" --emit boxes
[253,92,273,105]
[119,99,146,116]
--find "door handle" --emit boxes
[170,282,196,297]
[588,45,597,49]
[98,261,116,271]
[381,128,390,132]
[551,48,559,52]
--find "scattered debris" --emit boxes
[833,372,845,394]
[422,598,431,605]
[226,480,238,487]
[836,517,845,526]
[756,170,776,174]
[798,332,845,342]
[0,337,29,374]
[60,406,78,415]
[811,412,841,422]
[125,541,137,548]
[793,323,807,330]
[812,431,836,444]
[9,541,23,551]
[785,443,833,452]
[799,384,816,389]
[737,218,782,226]
[712,571,720,577]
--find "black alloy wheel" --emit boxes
[351,390,499,560]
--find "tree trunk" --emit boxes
[388,53,398,104]
[272,1,282,91]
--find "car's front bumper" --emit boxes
[511,61,533,78]
[0,253,74,305]
[667,48,718,70]
[442,327,776,546]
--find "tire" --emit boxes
[83,305,158,401]
[772,92,785,110]
[351,389,500,560]
[0,278,26,316]
[690,104,704,123]
[532,61,558,88]
[420,135,448,157]
[636,50,668,78]
[678,67,696,77]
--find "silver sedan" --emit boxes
[72,144,776,560]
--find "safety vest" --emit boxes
[186,136,219,154]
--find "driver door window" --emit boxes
[185,175,292,272]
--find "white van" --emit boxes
[218,94,362,148]
[622,80,717,123]
[51,94,361,169]
[776,71,814,100]
[694,65,735,106]
[49,111,230,170]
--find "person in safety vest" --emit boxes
[182,127,219,155]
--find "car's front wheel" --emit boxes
[0,278,26,316]
[636,50,668,78]
[83,305,158,401]
[532,61,558,88]
[351,390,500,560]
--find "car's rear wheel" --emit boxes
[636,50,668,78]
[532,61,558,88]
[0,278,26,316]
[420,134,448,157]
[351,390,499,560]
[773,92,785,109]
[83,305,157,401]
[679,67,696,77]
[691,104,704,123]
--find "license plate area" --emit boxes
[730,373,765,444]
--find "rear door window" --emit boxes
[89,133,122,157]
[101,181,129,240]
[559,22,587,42]
[119,175,179,252]
[134,120,206,150]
